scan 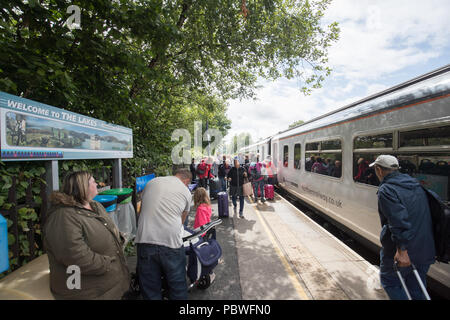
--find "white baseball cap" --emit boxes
[369,155,399,169]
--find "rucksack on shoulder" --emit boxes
[250,164,261,179]
[421,186,450,264]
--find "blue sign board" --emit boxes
[0,91,133,161]
[136,173,156,193]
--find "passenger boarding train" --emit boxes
[239,65,450,297]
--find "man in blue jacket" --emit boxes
[371,155,435,300]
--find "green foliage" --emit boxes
[0,0,339,274]
[288,119,305,129]
[0,0,338,174]
[0,161,46,275]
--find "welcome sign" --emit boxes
[0,91,133,161]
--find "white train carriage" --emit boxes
[254,65,450,296]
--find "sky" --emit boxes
[223,0,450,146]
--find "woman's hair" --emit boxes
[51,171,92,206]
[193,187,210,207]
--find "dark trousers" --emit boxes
[231,195,245,214]
[137,243,187,300]
[199,178,207,189]
[380,263,430,300]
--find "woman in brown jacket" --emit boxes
[44,171,130,299]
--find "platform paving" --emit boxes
[127,191,388,300]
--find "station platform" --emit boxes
[0,190,388,300]
[189,191,389,300]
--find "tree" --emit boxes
[289,120,305,129]
[0,0,339,174]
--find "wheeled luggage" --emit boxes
[217,192,229,218]
[394,262,431,300]
[264,184,274,200]
[209,178,220,200]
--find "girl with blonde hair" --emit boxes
[193,187,212,230]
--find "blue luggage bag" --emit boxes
[217,192,229,218]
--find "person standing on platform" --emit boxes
[227,157,248,218]
[370,155,435,300]
[218,155,229,192]
[190,158,197,183]
[250,156,265,202]
[135,168,192,300]
[44,171,130,300]
[196,159,208,189]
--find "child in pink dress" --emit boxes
[193,187,212,231]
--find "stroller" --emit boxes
[182,219,223,291]
[126,219,222,299]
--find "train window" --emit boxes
[305,139,342,177]
[306,142,320,151]
[353,154,380,186]
[273,143,278,166]
[322,139,342,150]
[399,126,450,147]
[283,145,289,167]
[354,133,393,149]
[306,153,342,177]
[294,144,301,169]
[353,152,449,201]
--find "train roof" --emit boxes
[272,64,450,141]
[240,136,272,151]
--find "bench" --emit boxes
[0,254,54,300]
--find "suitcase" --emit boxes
[209,178,220,200]
[264,184,274,200]
[217,192,229,218]
[394,262,431,300]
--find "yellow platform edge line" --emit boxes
[248,198,310,300]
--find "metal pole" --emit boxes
[113,158,122,188]
[412,264,431,300]
[45,160,59,209]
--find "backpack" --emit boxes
[421,186,450,264]
[250,164,262,180]
[196,163,206,176]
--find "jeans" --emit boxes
[253,179,265,199]
[219,177,227,192]
[231,194,245,215]
[137,243,187,300]
[380,263,430,300]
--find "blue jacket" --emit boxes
[377,171,435,270]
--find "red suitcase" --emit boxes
[264,184,274,200]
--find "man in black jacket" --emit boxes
[189,158,197,183]
[227,157,248,218]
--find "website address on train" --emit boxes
[178,304,271,317]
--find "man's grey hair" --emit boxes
[375,164,397,173]
[175,168,192,181]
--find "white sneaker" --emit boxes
[209,272,216,284]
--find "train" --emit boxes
[238,64,450,297]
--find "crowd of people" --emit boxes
[305,156,342,178]
[41,153,438,301]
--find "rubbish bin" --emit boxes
[99,188,136,243]
[93,195,119,227]
[0,214,9,273]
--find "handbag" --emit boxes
[242,177,253,197]
[192,238,222,267]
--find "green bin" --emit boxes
[99,188,136,245]
[99,188,133,204]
